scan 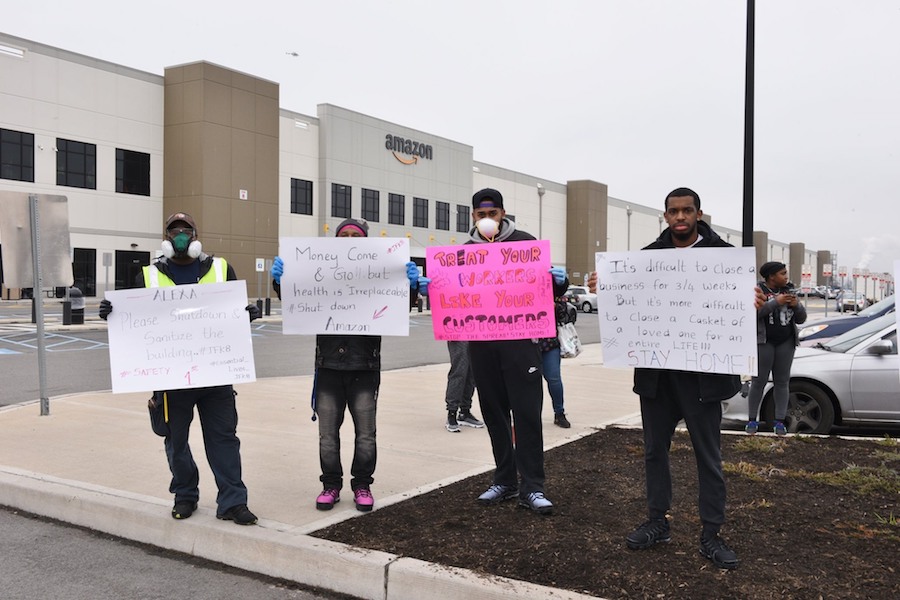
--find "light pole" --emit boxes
[536,183,545,239]
[626,205,633,250]
[742,0,755,247]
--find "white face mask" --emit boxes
[476,217,499,239]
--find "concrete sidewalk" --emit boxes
[0,341,638,600]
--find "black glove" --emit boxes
[99,299,113,320]
[246,303,261,322]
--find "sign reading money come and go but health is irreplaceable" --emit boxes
[427,240,555,341]
[595,247,758,376]
[279,237,412,336]
[105,280,256,393]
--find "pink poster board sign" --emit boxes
[427,240,555,341]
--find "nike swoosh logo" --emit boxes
[528,367,538,374]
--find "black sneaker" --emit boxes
[625,518,671,550]
[446,411,461,433]
[171,500,198,520]
[216,504,258,526]
[517,491,553,515]
[554,413,571,428]
[458,410,484,428]
[700,534,739,569]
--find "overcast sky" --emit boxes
[6,0,899,276]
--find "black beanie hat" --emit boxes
[759,261,786,279]
[472,188,504,209]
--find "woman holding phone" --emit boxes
[746,261,807,436]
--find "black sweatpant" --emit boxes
[639,370,726,536]
[468,339,545,496]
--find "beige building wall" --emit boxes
[164,62,279,296]
[789,242,807,286]
[565,180,608,285]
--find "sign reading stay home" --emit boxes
[595,247,758,376]
[105,281,256,393]
[279,237,412,336]
[427,240,555,341]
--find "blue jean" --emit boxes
[541,347,565,415]
[315,368,380,491]
[163,385,248,514]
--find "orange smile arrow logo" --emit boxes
[392,151,418,165]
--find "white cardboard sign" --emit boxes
[105,281,256,393]
[595,247,758,376]
[279,237,412,336]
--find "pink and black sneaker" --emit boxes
[315,488,340,510]
[354,487,374,512]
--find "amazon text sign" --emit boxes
[595,247,758,375]
[427,240,555,341]
[106,281,256,393]
[280,237,411,336]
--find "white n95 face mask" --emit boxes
[476,218,499,240]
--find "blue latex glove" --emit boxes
[406,261,420,288]
[271,256,284,284]
[417,277,431,296]
[549,266,566,286]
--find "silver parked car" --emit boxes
[722,312,900,434]
[564,286,598,313]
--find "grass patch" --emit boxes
[800,464,900,496]
[731,436,787,454]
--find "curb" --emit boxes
[0,467,603,600]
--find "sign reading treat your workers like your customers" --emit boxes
[427,240,556,341]
[595,247,758,376]
[279,237,412,336]
[105,280,256,393]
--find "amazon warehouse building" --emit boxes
[1,32,835,301]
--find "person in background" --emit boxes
[745,261,807,436]
[444,341,484,432]
[99,212,261,525]
[270,218,428,512]
[465,188,568,515]
[539,289,573,428]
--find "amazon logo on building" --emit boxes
[385,134,433,165]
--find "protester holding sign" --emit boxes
[99,212,261,526]
[270,218,428,513]
[745,261,807,436]
[465,188,567,515]
[590,188,751,569]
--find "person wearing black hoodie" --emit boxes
[466,188,568,515]
[590,188,746,569]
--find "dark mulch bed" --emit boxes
[312,427,900,599]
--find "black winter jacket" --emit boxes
[632,220,742,402]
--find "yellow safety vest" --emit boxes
[142,258,227,288]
